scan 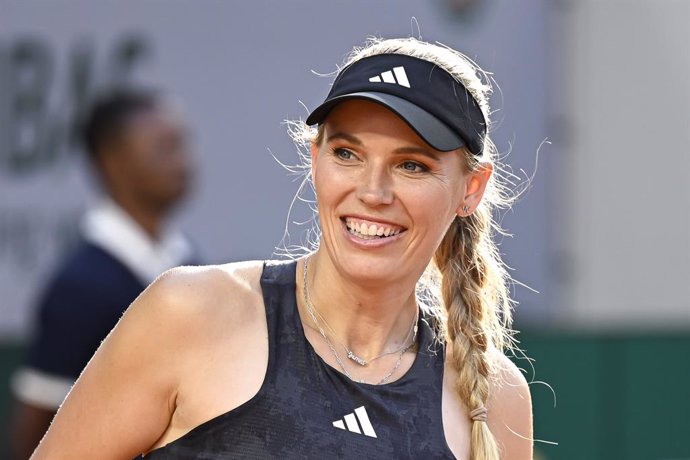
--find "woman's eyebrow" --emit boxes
[393,146,441,161]
[326,132,362,145]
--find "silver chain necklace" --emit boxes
[309,297,418,366]
[302,256,419,385]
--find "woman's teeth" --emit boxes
[345,219,402,240]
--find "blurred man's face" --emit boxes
[114,103,194,212]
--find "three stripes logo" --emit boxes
[368,66,411,88]
[332,406,377,438]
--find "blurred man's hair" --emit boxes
[82,87,161,159]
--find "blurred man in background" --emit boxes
[8,88,197,459]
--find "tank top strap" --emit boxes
[259,258,301,334]
[259,259,314,382]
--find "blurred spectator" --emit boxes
[8,88,198,459]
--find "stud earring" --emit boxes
[462,205,470,214]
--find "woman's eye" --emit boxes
[401,161,426,173]
[334,148,354,160]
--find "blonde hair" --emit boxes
[287,37,515,460]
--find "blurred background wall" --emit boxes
[0,0,688,458]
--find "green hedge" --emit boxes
[518,334,690,460]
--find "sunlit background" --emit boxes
[1,1,688,458]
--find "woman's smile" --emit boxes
[344,217,405,238]
[340,216,407,247]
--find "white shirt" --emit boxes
[80,199,193,284]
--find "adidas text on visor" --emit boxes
[306,54,487,155]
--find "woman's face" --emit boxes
[311,99,491,286]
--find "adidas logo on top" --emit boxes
[369,66,411,88]
[332,406,377,438]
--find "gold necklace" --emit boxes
[302,256,418,384]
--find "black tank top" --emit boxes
[144,259,455,459]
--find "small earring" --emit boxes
[462,205,470,214]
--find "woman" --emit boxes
[33,38,532,460]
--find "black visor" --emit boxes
[306,54,486,155]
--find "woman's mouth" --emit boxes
[343,217,406,240]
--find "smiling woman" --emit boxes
[31,37,532,460]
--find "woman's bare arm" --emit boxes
[488,353,534,460]
[31,266,215,459]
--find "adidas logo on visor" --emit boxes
[368,66,410,88]
[332,406,377,438]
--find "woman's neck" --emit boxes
[298,250,420,360]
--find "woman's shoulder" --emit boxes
[135,260,268,334]
[487,348,529,386]
[157,260,265,293]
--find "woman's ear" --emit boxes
[456,162,493,216]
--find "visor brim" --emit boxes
[306,92,466,152]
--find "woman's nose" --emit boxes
[355,164,394,206]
